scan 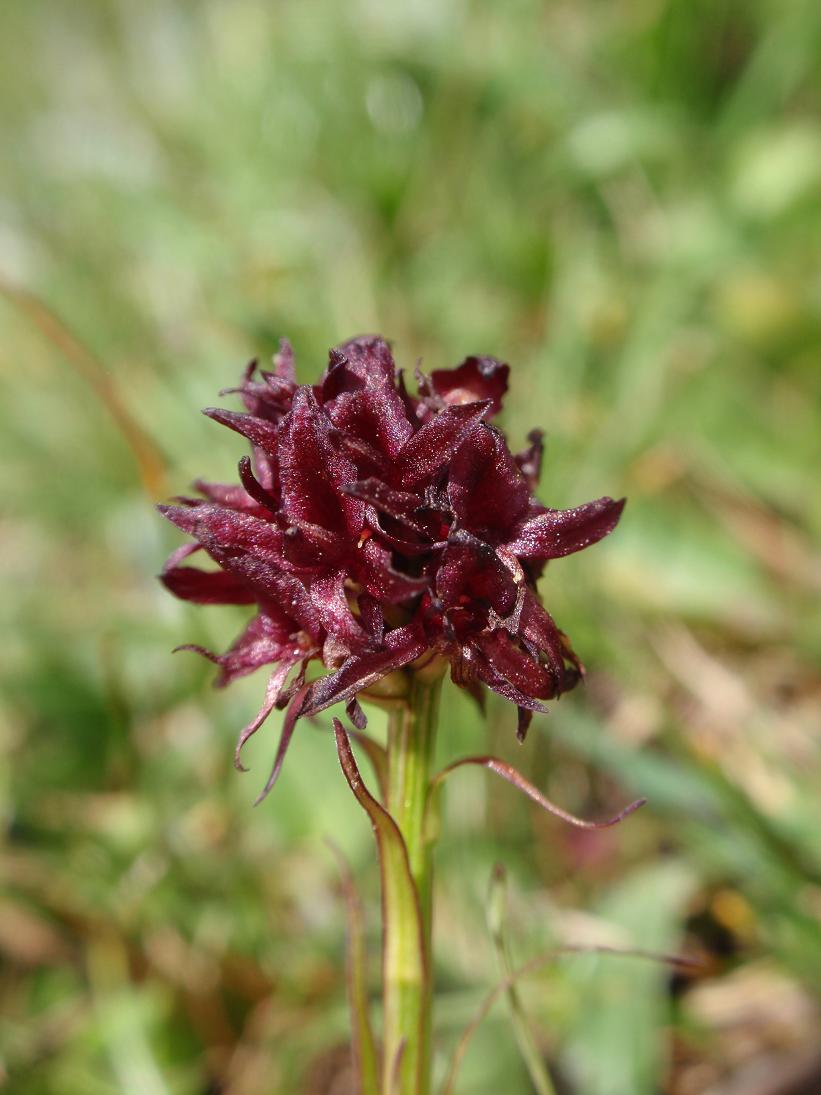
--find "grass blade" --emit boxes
[487,864,556,1095]
[326,840,380,1095]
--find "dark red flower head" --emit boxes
[159,337,624,799]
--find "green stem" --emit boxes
[383,672,442,1095]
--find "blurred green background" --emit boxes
[1,1,820,1092]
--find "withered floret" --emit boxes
[159,336,624,800]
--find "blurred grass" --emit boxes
[1,1,820,1092]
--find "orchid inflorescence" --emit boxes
[159,337,624,800]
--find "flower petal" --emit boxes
[278,387,359,533]
[448,424,530,540]
[520,592,582,694]
[473,630,553,700]
[360,538,432,603]
[254,681,312,804]
[159,503,283,564]
[302,625,427,716]
[161,541,254,606]
[357,593,385,644]
[191,479,262,512]
[516,707,533,743]
[202,407,280,456]
[216,614,302,686]
[332,335,397,389]
[161,563,256,605]
[429,355,509,417]
[367,523,442,558]
[330,430,391,478]
[394,401,491,489]
[224,357,295,422]
[282,520,345,570]
[470,646,550,714]
[327,389,414,460]
[507,497,626,560]
[346,697,368,731]
[343,478,427,533]
[436,531,517,617]
[234,655,301,770]
[309,569,372,653]
[159,503,322,635]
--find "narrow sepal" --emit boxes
[447,423,530,539]
[234,657,299,770]
[253,682,311,804]
[507,497,626,560]
[202,407,280,455]
[160,539,255,605]
[278,387,357,533]
[273,337,296,383]
[394,401,491,488]
[473,630,553,701]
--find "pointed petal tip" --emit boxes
[157,502,188,523]
[508,494,627,561]
[251,681,310,806]
[157,502,200,535]
[202,405,245,429]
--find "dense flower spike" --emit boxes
[159,337,625,798]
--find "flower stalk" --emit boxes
[383,671,443,1094]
